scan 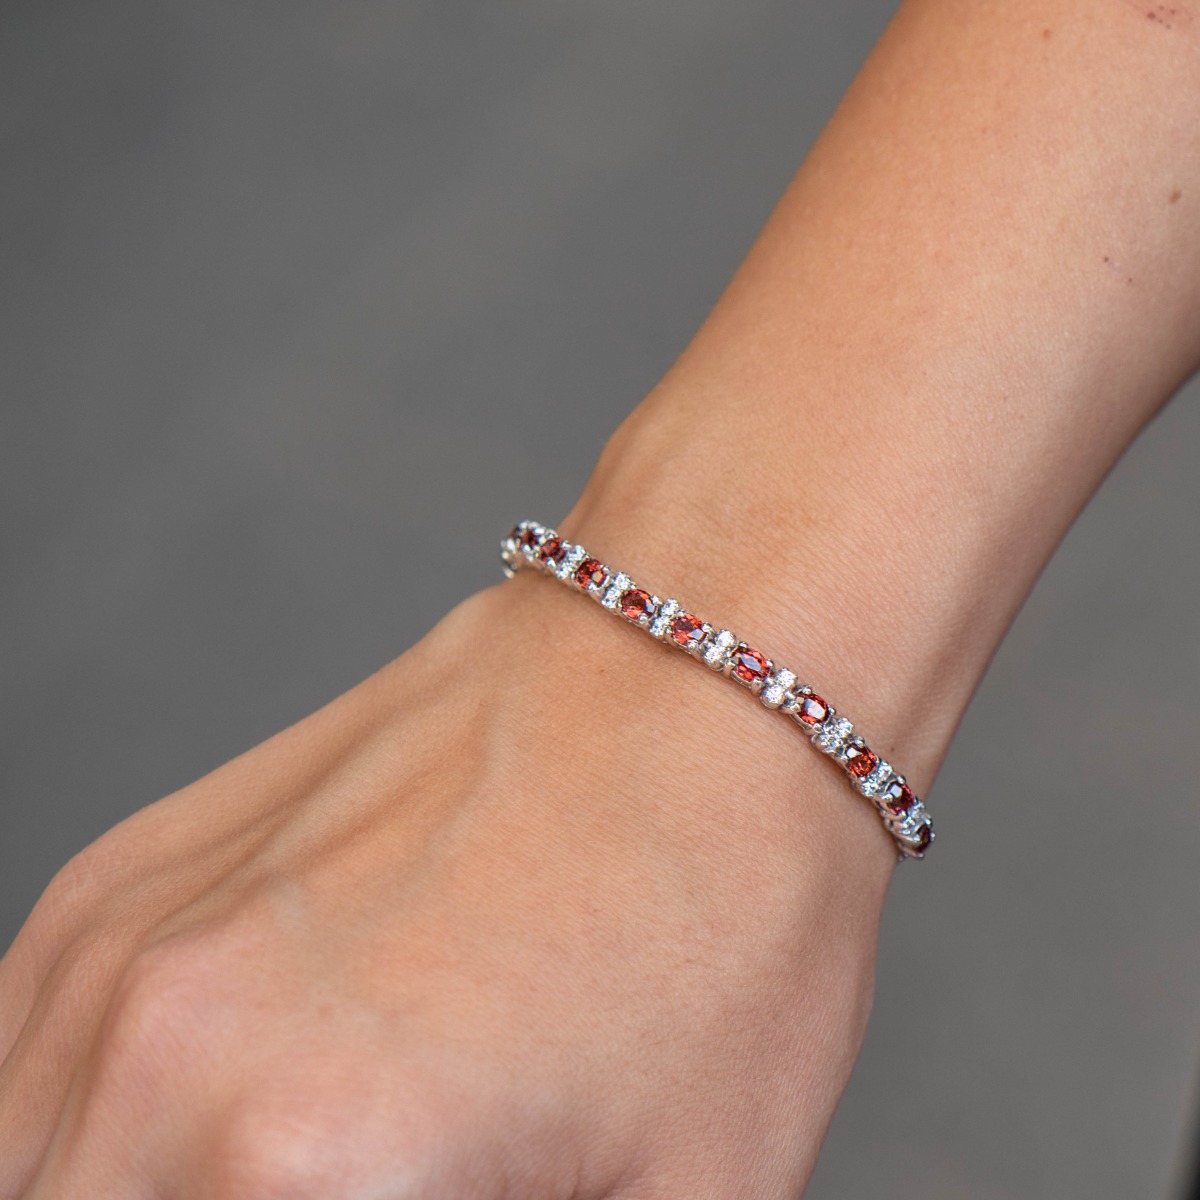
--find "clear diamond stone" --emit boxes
[814,716,853,754]
[556,543,588,580]
[601,572,632,610]
[895,803,928,839]
[859,759,893,797]
[702,629,737,670]
[759,668,797,709]
[649,598,681,639]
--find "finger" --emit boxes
[22,1080,160,1200]
[0,820,164,1061]
[0,860,98,1060]
[0,930,137,1196]
[0,1029,69,1197]
[0,941,42,1064]
[16,942,210,1200]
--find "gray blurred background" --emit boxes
[2,3,1199,1196]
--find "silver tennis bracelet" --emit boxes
[500,519,935,861]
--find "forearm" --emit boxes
[564,0,1200,808]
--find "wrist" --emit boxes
[560,383,969,798]
[459,571,900,900]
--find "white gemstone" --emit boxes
[814,716,853,754]
[649,598,681,638]
[602,572,632,610]
[895,804,928,839]
[702,629,737,669]
[759,668,797,709]
[556,543,588,580]
[859,759,893,797]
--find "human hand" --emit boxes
[0,571,893,1198]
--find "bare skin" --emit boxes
[0,576,889,1197]
[3,1,1200,1195]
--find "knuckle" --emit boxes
[27,838,124,934]
[0,842,134,1051]
[208,1100,343,1200]
[204,1092,437,1200]
[93,938,223,1087]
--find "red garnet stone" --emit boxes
[844,743,879,780]
[670,612,706,649]
[883,780,916,815]
[538,536,566,564]
[731,645,769,684]
[519,526,540,548]
[574,557,607,589]
[795,693,829,726]
[619,588,654,621]
[912,824,932,853]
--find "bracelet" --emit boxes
[499,519,935,861]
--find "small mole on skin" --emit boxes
[1170,188,1183,203]
[1042,26,1053,38]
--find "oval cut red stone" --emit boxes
[883,780,916,815]
[574,557,607,589]
[731,645,769,683]
[538,536,566,563]
[912,824,932,853]
[844,743,879,779]
[795,693,828,727]
[670,612,705,648]
[619,588,654,620]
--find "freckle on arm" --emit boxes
[1119,0,1195,29]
